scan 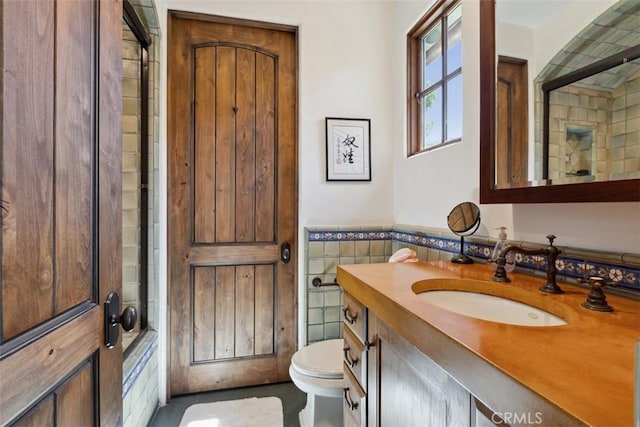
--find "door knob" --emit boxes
[117,306,137,331]
[281,242,291,264]
[104,291,138,348]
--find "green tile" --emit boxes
[371,240,386,256]
[339,241,355,257]
[308,258,324,275]
[308,308,324,325]
[325,289,342,306]
[325,241,340,257]
[325,306,340,322]
[324,257,338,274]
[308,291,324,308]
[308,241,324,258]
[339,256,355,266]
[324,322,341,339]
[355,241,370,256]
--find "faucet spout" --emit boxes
[492,235,563,294]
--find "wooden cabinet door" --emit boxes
[168,12,297,395]
[374,317,470,427]
[0,0,123,425]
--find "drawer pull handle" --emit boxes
[343,306,358,324]
[343,387,359,411]
[343,346,359,368]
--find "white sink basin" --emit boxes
[416,290,567,327]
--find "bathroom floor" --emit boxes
[147,381,306,426]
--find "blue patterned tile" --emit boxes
[123,336,158,398]
[305,227,639,295]
[308,230,391,241]
[391,229,639,294]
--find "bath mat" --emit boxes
[179,396,283,427]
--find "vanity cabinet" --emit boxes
[343,291,470,427]
[342,289,585,427]
[342,292,368,427]
[337,262,633,425]
[371,314,471,426]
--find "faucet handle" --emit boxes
[546,235,556,246]
[581,277,614,312]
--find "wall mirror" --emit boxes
[480,0,640,203]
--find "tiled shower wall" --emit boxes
[537,73,640,184]
[304,225,640,344]
[612,74,640,180]
[122,1,161,425]
[547,85,611,183]
[122,21,145,351]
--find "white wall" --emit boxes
[392,0,482,232]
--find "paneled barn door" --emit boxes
[168,11,298,395]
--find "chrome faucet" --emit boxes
[492,235,563,294]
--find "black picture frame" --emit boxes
[325,117,371,181]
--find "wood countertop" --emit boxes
[337,261,640,427]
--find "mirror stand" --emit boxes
[451,235,473,264]
[447,202,481,265]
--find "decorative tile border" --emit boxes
[123,333,158,398]
[308,230,392,242]
[303,227,639,294]
[393,229,640,293]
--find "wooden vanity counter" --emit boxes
[337,261,640,426]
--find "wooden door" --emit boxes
[496,56,529,188]
[168,12,297,395]
[0,0,123,425]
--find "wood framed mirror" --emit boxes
[479,0,640,203]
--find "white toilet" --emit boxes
[289,339,345,427]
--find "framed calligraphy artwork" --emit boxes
[325,117,371,181]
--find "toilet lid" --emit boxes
[291,339,344,379]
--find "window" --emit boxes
[408,0,462,156]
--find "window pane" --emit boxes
[446,74,463,141]
[423,23,442,89]
[422,86,443,148]
[447,4,462,74]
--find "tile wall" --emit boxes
[547,85,611,183]
[304,227,393,343]
[612,74,640,180]
[537,74,640,185]
[304,225,640,344]
[122,22,144,351]
[123,332,159,427]
[122,2,161,425]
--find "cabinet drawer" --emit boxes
[343,292,367,343]
[343,326,367,390]
[343,363,367,427]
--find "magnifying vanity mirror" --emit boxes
[447,202,481,264]
[479,0,640,203]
